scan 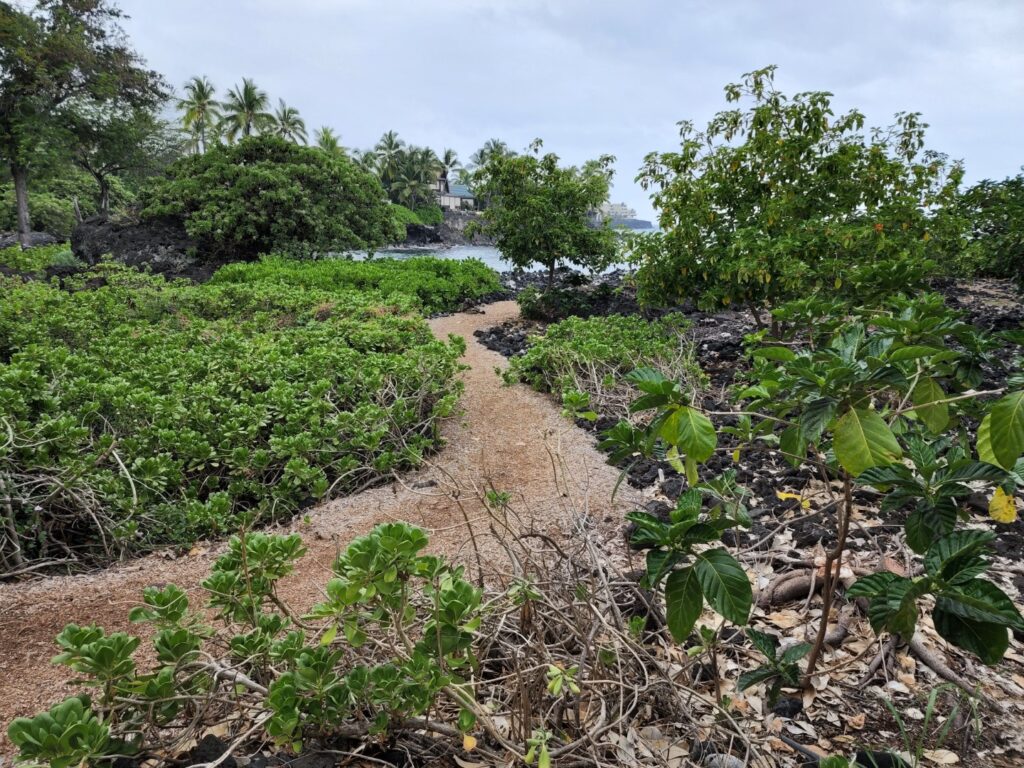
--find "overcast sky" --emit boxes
[117,0,1023,222]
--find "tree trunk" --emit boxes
[547,260,556,289]
[98,178,110,215]
[11,163,30,247]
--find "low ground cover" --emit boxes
[209,255,502,314]
[0,258,499,571]
[0,242,80,274]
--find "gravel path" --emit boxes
[0,300,641,752]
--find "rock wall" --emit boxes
[439,210,493,245]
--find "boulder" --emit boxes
[0,231,60,249]
[439,210,493,245]
[71,215,222,281]
[403,223,443,246]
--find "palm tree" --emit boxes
[374,130,405,190]
[315,126,344,155]
[470,138,512,167]
[273,100,307,144]
[392,169,433,210]
[176,76,221,154]
[220,78,273,142]
[439,148,461,187]
[352,148,380,175]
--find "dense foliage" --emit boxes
[0,0,167,245]
[473,140,618,283]
[0,264,471,569]
[634,67,963,325]
[0,167,134,238]
[210,255,501,314]
[0,242,78,273]
[955,169,1024,285]
[142,136,402,260]
[504,313,702,421]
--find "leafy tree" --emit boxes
[438,147,461,186]
[142,135,400,259]
[473,139,617,284]
[0,0,165,245]
[955,169,1024,285]
[635,66,963,327]
[176,75,220,154]
[374,130,405,189]
[272,100,307,144]
[219,78,273,142]
[314,126,343,155]
[68,105,182,213]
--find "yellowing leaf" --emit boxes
[462,734,477,752]
[732,448,741,462]
[776,491,810,509]
[989,487,1018,524]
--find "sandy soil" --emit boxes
[0,300,642,754]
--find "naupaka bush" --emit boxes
[0,264,466,571]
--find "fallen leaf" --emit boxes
[848,713,866,730]
[923,748,959,764]
[462,734,477,752]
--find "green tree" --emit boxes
[955,169,1024,285]
[374,130,405,191]
[68,105,182,213]
[142,135,399,259]
[176,75,220,154]
[314,126,343,155]
[219,78,273,142]
[0,0,165,245]
[272,100,307,144]
[474,139,617,285]
[635,66,963,327]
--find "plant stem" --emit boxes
[803,472,852,683]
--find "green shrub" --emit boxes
[413,204,444,226]
[0,264,466,567]
[0,242,77,273]
[954,170,1024,284]
[142,136,402,260]
[210,255,501,314]
[390,203,422,228]
[504,313,702,420]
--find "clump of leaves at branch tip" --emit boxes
[738,629,811,707]
[7,524,483,765]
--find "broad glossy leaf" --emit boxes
[989,391,1024,470]
[924,529,995,580]
[937,579,1024,631]
[933,601,1009,665]
[910,377,949,434]
[905,500,957,555]
[752,346,796,362]
[694,548,751,626]
[833,407,902,476]
[659,405,717,463]
[664,567,703,642]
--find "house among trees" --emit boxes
[433,175,475,210]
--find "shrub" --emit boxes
[0,242,77,273]
[504,313,702,420]
[954,170,1024,284]
[142,136,402,260]
[635,67,963,325]
[210,255,502,314]
[390,203,422,228]
[413,203,444,225]
[0,264,466,568]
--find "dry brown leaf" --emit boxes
[922,748,960,764]
[848,712,866,730]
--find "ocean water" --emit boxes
[367,245,508,272]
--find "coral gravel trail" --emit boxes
[0,300,642,752]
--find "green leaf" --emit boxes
[779,426,805,468]
[833,407,902,476]
[937,579,1024,631]
[319,623,337,646]
[664,567,703,642]
[989,391,1024,470]
[752,346,796,362]
[911,377,949,434]
[694,548,751,626]
[905,498,957,554]
[924,529,995,580]
[780,642,812,664]
[977,413,998,466]
[660,405,717,462]
[933,602,1009,665]
[737,666,778,691]
[746,628,779,660]
[847,572,903,599]
[888,345,942,361]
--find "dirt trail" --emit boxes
[0,300,641,746]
